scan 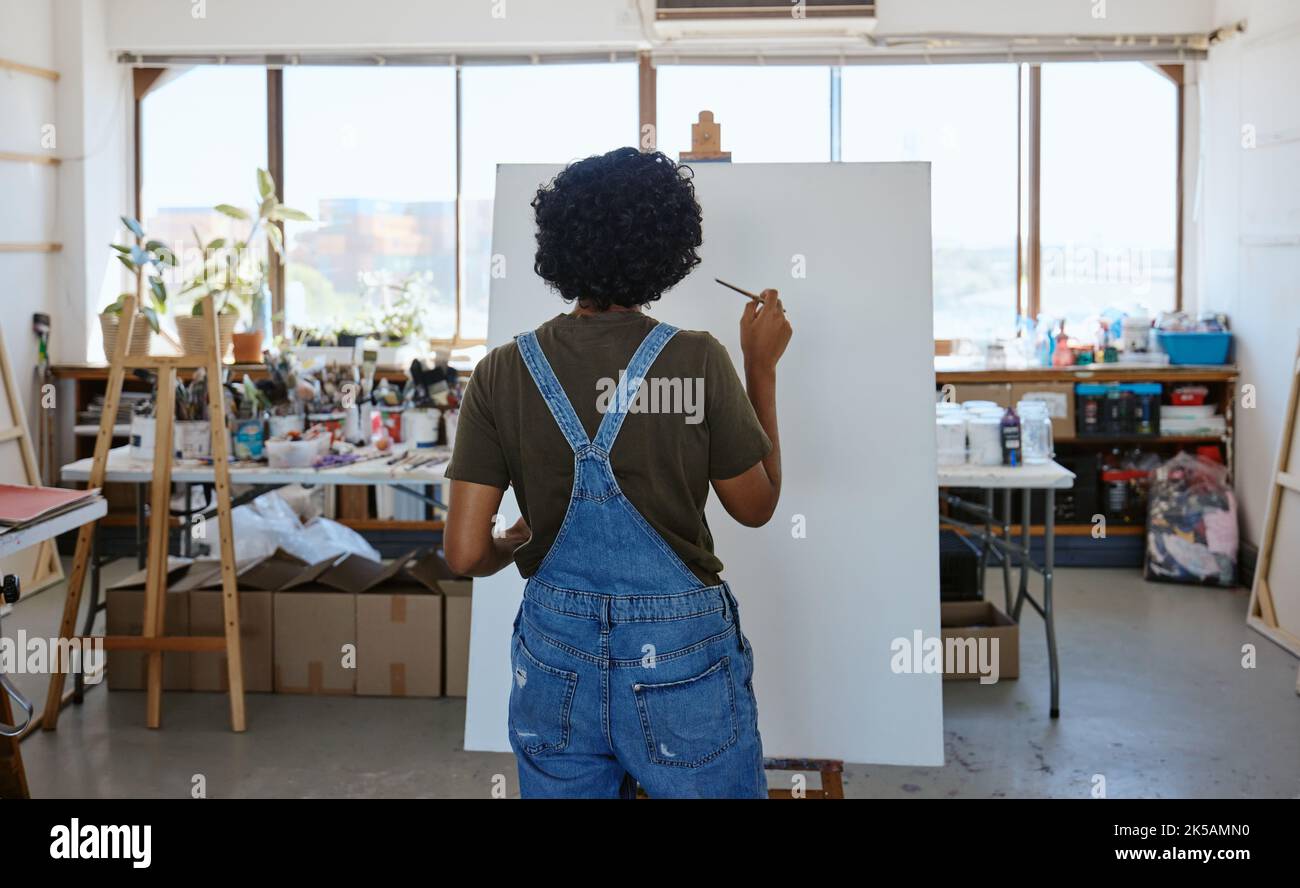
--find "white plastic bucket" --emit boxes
[174,420,211,460]
[405,408,439,449]
[130,415,155,461]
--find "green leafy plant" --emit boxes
[105,216,175,333]
[183,168,309,320]
[239,374,271,416]
[361,271,434,344]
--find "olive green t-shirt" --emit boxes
[445,310,771,585]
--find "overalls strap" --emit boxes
[592,322,679,453]
[516,330,590,453]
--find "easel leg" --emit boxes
[42,521,96,730]
[143,367,177,729]
[0,691,31,799]
[205,385,246,732]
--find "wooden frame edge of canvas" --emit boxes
[1245,337,1300,658]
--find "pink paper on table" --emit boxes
[0,484,98,525]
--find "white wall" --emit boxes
[1197,0,1300,544]
[0,0,59,453]
[105,0,647,53]
[53,0,132,365]
[103,0,1214,54]
[876,0,1214,36]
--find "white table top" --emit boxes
[938,460,1076,490]
[0,497,108,559]
[61,445,451,487]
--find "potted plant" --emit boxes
[230,258,273,363]
[177,168,309,360]
[177,247,242,358]
[101,217,174,359]
[361,272,433,365]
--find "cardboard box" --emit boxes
[105,559,194,691]
[347,550,445,697]
[356,591,442,697]
[274,589,357,695]
[189,588,274,693]
[442,580,473,697]
[1011,381,1076,442]
[171,554,301,694]
[939,601,1019,682]
[947,382,1012,407]
[273,549,440,696]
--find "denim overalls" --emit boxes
[508,322,767,799]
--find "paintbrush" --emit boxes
[715,278,762,301]
[715,279,788,313]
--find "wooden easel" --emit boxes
[679,110,732,163]
[1247,334,1300,693]
[42,293,247,731]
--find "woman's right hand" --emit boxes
[739,289,792,374]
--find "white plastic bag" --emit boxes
[280,516,381,563]
[211,490,381,564]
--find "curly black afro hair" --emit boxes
[532,147,703,310]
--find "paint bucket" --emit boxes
[129,415,155,461]
[308,411,348,443]
[174,420,211,460]
[405,408,439,449]
[267,413,305,439]
[233,417,266,460]
[379,406,404,443]
[935,414,966,466]
[965,412,1003,466]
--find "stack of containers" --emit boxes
[965,401,1007,467]
[936,402,967,466]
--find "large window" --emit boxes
[841,64,1020,340]
[460,63,638,340]
[656,65,831,162]
[140,67,267,315]
[283,68,458,338]
[1041,62,1178,334]
[135,59,1180,354]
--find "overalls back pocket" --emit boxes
[633,656,739,768]
[509,636,578,756]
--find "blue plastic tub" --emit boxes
[1156,331,1232,365]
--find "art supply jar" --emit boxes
[173,420,212,460]
[935,411,967,466]
[1017,399,1054,465]
[233,416,266,460]
[404,408,440,449]
[267,412,305,439]
[965,410,1004,466]
[129,414,155,461]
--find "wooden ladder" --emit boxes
[42,293,246,732]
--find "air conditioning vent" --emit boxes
[652,0,876,43]
[656,0,875,19]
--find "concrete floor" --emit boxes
[5,561,1298,798]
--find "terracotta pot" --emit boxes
[99,313,152,359]
[175,313,238,360]
[231,329,265,363]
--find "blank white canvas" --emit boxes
[464,162,943,765]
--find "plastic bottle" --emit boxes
[1001,406,1022,467]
